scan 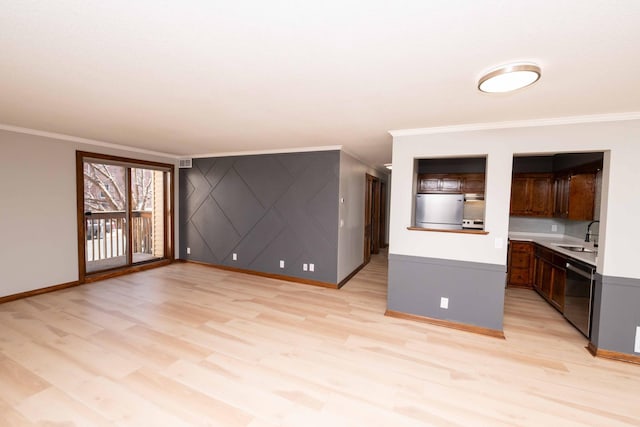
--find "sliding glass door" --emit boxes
[83,161,129,273]
[78,152,173,279]
[131,167,165,264]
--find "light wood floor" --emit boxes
[1,252,639,426]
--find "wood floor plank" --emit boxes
[0,251,639,426]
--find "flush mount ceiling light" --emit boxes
[384,163,392,170]
[478,63,541,93]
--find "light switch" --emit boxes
[494,238,503,249]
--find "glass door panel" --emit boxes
[83,162,128,273]
[131,168,164,263]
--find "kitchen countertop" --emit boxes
[508,232,598,266]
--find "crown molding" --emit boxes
[0,123,179,159]
[189,145,343,158]
[388,112,640,137]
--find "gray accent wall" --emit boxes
[388,254,506,331]
[591,273,640,356]
[180,151,340,284]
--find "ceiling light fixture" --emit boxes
[478,63,541,93]
[384,163,392,170]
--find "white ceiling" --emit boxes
[1,1,640,168]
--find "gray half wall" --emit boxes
[387,254,506,331]
[591,273,640,356]
[180,151,340,284]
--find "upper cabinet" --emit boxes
[510,153,602,220]
[418,173,485,194]
[418,174,461,193]
[511,172,596,219]
[510,173,553,217]
[461,173,486,193]
[553,173,596,220]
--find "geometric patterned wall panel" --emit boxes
[179,150,340,284]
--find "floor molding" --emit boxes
[0,259,173,305]
[587,341,640,365]
[337,262,366,289]
[385,309,505,339]
[0,280,81,305]
[181,260,339,289]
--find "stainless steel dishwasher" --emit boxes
[564,259,595,338]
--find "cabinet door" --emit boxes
[440,177,462,193]
[553,175,570,218]
[567,173,595,220]
[461,174,485,193]
[508,242,534,288]
[533,257,543,292]
[553,176,569,217]
[529,176,553,216]
[540,260,553,298]
[510,177,530,215]
[419,176,440,193]
[550,266,566,310]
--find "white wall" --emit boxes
[337,151,388,282]
[0,130,178,297]
[389,119,640,279]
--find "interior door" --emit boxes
[364,174,382,263]
[364,174,374,264]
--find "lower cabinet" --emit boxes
[508,240,570,312]
[533,244,567,312]
[507,241,534,288]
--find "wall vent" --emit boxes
[179,158,193,168]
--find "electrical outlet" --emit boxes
[309,263,315,272]
[635,326,640,353]
[279,260,285,269]
[303,263,308,271]
[232,253,237,261]
[186,247,191,255]
[440,297,449,309]
[551,224,558,232]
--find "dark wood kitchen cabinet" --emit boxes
[507,241,534,288]
[460,173,485,193]
[533,244,567,311]
[510,173,553,217]
[418,174,461,193]
[418,173,485,194]
[553,173,596,220]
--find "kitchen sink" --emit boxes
[554,244,597,253]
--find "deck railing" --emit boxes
[85,211,152,262]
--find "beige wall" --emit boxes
[0,130,178,298]
[337,151,388,282]
[389,118,640,279]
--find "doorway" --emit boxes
[364,173,384,264]
[77,152,174,280]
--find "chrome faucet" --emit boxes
[585,220,600,246]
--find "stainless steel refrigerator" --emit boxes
[415,194,464,230]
